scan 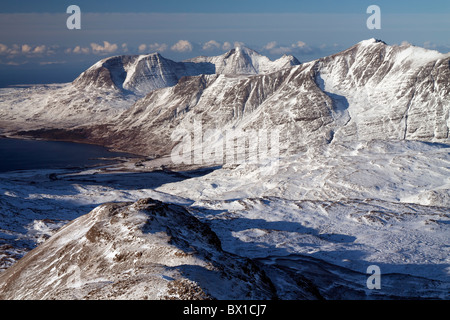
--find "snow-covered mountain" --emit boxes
[316,39,450,142]
[0,150,448,299]
[1,39,448,152]
[73,46,300,96]
[0,46,299,132]
[73,53,210,95]
[0,39,449,300]
[49,38,448,157]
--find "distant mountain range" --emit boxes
[0,39,448,157]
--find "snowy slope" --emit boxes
[73,53,211,96]
[0,168,195,272]
[0,83,137,131]
[1,40,448,151]
[155,140,450,281]
[190,197,449,299]
[157,140,450,207]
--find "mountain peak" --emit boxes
[352,38,449,65]
[141,51,164,59]
[203,46,300,75]
[233,45,256,54]
[358,38,387,47]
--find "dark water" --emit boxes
[0,138,132,173]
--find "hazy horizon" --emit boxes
[1,0,449,87]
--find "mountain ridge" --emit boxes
[73,46,301,96]
[1,39,448,156]
[65,38,449,157]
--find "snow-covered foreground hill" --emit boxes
[0,198,285,300]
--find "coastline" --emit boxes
[0,135,143,173]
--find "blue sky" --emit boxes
[0,0,449,86]
[2,0,449,14]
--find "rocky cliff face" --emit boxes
[0,198,319,300]
[315,38,450,142]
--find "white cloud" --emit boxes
[291,41,313,53]
[201,41,238,52]
[202,40,221,51]
[73,45,90,54]
[268,46,293,55]
[401,40,411,47]
[121,43,128,53]
[138,44,147,53]
[9,44,20,55]
[39,61,66,66]
[263,41,277,50]
[0,43,8,54]
[46,45,59,55]
[90,41,118,55]
[4,61,27,66]
[148,43,168,52]
[3,44,50,55]
[292,41,307,49]
[222,41,232,51]
[139,43,168,53]
[422,41,450,53]
[423,41,435,49]
[33,45,46,54]
[21,44,32,53]
[262,40,313,55]
[0,44,43,56]
[171,40,193,52]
